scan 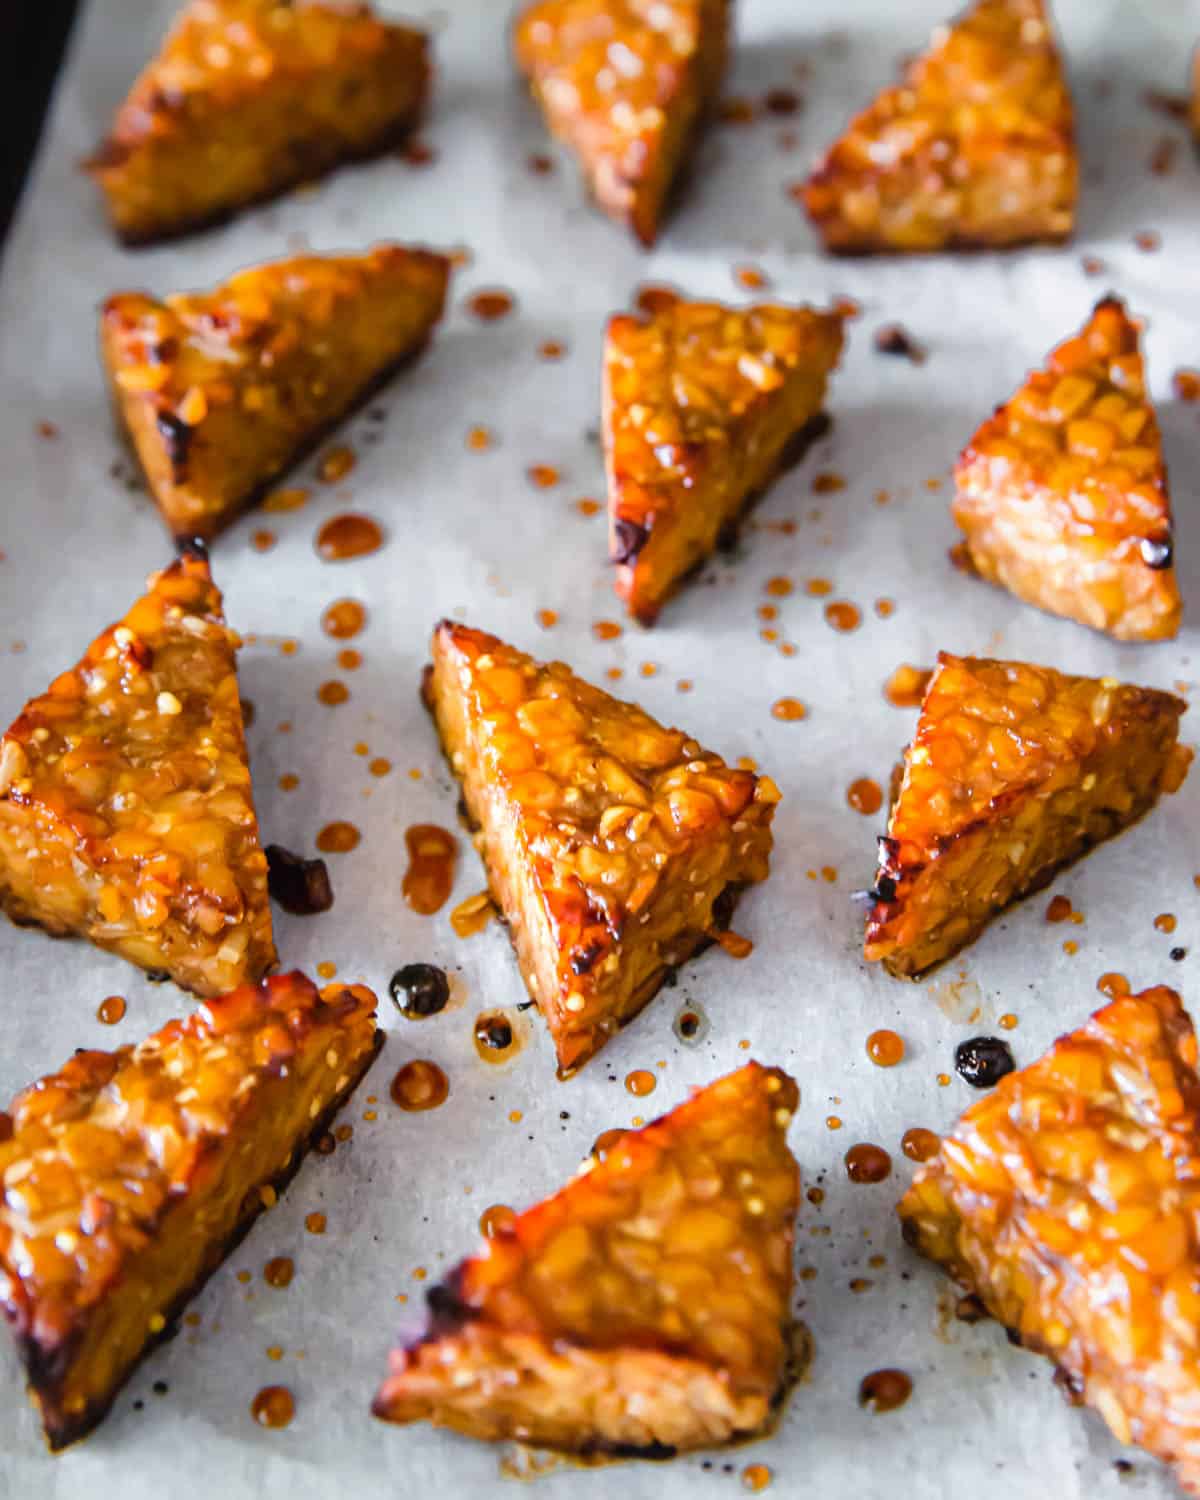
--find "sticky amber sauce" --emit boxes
[866,1030,903,1067]
[858,1369,912,1412]
[390,1060,450,1112]
[321,599,366,638]
[467,289,515,321]
[480,1204,516,1239]
[884,664,930,708]
[316,821,360,854]
[772,697,807,722]
[824,601,861,632]
[847,778,882,815]
[251,1385,295,1428]
[1098,972,1130,999]
[451,890,497,937]
[317,680,349,706]
[901,1127,940,1162]
[845,1144,892,1183]
[97,995,126,1025]
[315,513,383,561]
[264,1257,294,1288]
[625,1069,657,1097]
[402,825,457,915]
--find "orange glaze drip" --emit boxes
[634,284,678,316]
[591,1127,626,1161]
[1045,894,1073,923]
[847,778,883,815]
[858,1369,911,1412]
[624,1069,657,1097]
[824,601,861,632]
[264,1256,294,1288]
[1098,972,1130,999]
[318,444,356,483]
[316,821,360,854]
[772,697,807,722]
[845,1143,892,1183]
[315,513,383,561]
[450,890,497,937]
[317,680,349,706]
[479,1204,516,1239]
[402,825,457,914]
[467,289,515,321]
[714,929,753,959]
[884,664,930,708]
[866,1030,904,1067]
[97,995,126,1025]
[390,1060,449,1112]
[251,1386,295,1428]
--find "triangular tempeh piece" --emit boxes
[0,553,276,995]
[86,0,429,244]
[424,621,779,1074]
[0,971,379,1449]
[103,245,449,542]
[374,1061,800,1455]
[513,0,730,246]
[953,295,1182,641]
[864,653,1191,978]
[801,0,1076,253]
[900,985,1200,1495]
[604,295,844,624]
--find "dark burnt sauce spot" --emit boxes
[265,845,333,915]
[954,1036,1015,1089]
[388,963,450,1019]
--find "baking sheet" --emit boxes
[2,0,1200,1495]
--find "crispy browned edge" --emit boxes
[89,57,430,248]
[23,1027,383,1451]
[418,637,751,1074]
[105,277,448,543]
[374,1097,808,1460]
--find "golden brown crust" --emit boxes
[953,295,1182,641]
[802,0,1076,254]
[0,972,379,1449]
[374,1061,799,1454]
[899,987,1200,1493]
[426,622,779,1075]
[513,0,729,245]
[864,654,1191,978]
[604,298,845,624]
[102,246,449,541]
[86,0,429,245]
[0,554,276,996]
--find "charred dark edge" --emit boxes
[137,320,444,546]
[29,1027,384,1452]
[620,410,832,628]
[96,84,429,248]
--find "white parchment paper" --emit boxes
[2,0,1200,1495]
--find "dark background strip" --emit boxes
[0,2,83,245]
